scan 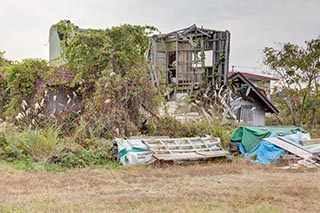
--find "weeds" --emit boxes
[12,159,35,171]
[0,126,114,170]
[145,117,238,148]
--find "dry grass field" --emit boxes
[0,159,320,213]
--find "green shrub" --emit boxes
[0,128,58,162]
[12,159,35,171]
[44,162,65,172]
[17,128,59,162]
[49,138,113,168]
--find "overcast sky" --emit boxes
[0,0,319,70]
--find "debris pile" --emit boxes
[114,135,229,166]
[229,126,320,168]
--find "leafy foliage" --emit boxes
[0,50,5,67]
[66,24,161,137]
[0,50,9,116]
[263,39,320,126]
[2,59,51,120]
[51,20,79,53]
[0,127,114,169]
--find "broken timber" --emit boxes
[142,135,228,161]
[263,137,320,168]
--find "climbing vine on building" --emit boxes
[2,59,51,119]
[65,23,161,137]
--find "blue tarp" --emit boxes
[236,129,311,164]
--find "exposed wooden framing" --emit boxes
[142,135,228,161]
[217,33,222,87]
[151,25,230,100]
[175,33,179,85]
[178,33,196,47]
[224,31,230,86]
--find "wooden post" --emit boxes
[176,33,179,85]
[224,31,230,86]
[212,33,216,87]
[200,36,205,84]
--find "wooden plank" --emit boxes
[176,34,179,82]
[301,138,320,146]
[154,150,228,161]
[145,141,220,148]
[147,136,218,143]
[263,137,314,160]
[145,143,220,148]
[151,147,222,153]
[297,159,318,168]
[129,136,169,140]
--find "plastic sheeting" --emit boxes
[116,138,156,166]
[237,141,284,165]
[230,126,307,152]
[234,127,311,164]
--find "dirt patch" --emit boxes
[0,162,319,212]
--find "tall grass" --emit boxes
[0,126,114,170]
[1,127,59,162]
[17,128,59,162]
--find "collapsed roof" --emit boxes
[229,72,279,114]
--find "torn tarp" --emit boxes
[115,137,156,166]
[230,126,307,152]
[232,126,311,164]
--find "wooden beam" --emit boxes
[176,33,179,83]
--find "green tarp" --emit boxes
[230,126,306,152]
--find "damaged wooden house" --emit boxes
[148,24,231,99]
[148,25,279,126]
[48,21,279,126]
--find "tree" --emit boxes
[263,39,320,126]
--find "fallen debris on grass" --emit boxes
[114,135,229,166]
[263,137,320,168]
[229,126,320,168]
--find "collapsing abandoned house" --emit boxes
[48,21,278,126]
[50,22,231,93]
[229,72,279,126]
[148,25,230,99]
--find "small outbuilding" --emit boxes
[229,72,279,126]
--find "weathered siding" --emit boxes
[238,100,265,126]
